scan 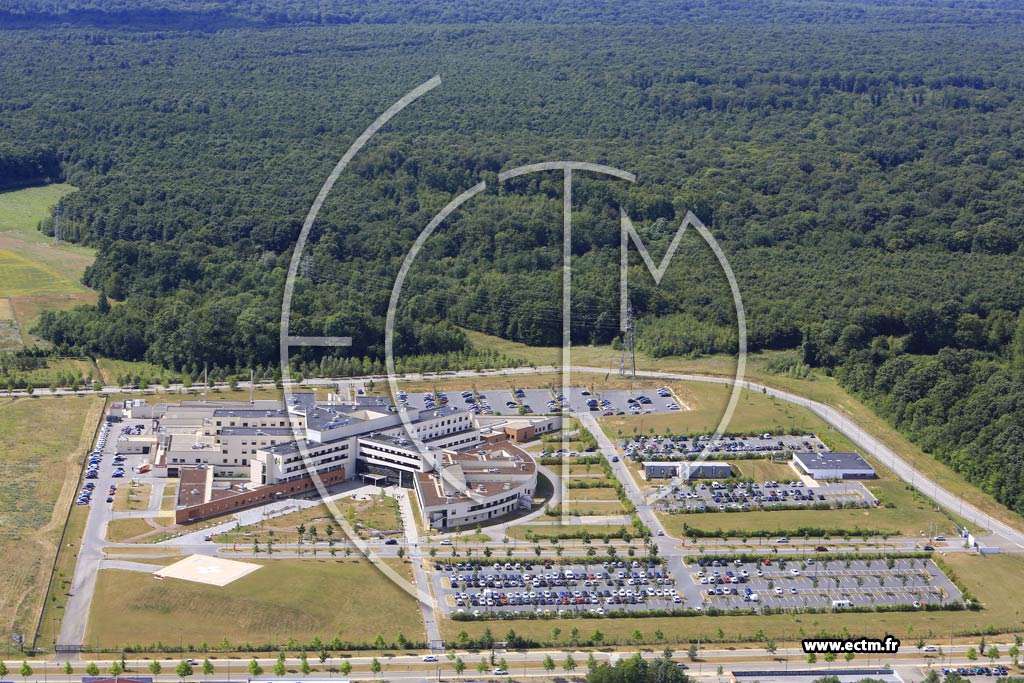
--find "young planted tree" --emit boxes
[175,660,194,681]
[248,659,263,677]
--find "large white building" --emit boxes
[141,392,536,527]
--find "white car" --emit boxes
[423,655,438,662]
[494,669,508,676]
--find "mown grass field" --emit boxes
[85,558,425,649]
[443,551,1024,645]
[106,518,161,543]
[600,382,823,438]
[466,329,1024,537]
[564,487,620,502]
[113,482,152,512]
[0,184,93,343]
[730,459,802,482]
[0,395,103,644]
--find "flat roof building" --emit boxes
[642,461,733,480]
[792,451,875,480]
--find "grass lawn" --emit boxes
[85,558,425,649]
[730,459,801,482]
[504,524,629,541]
[566,464,607,476]
[160,480,179,512]
[113,482,152,512]
[213,494,403,543]
[467,329,1024,537]
[0,395,102,641]
[443,553,1024,645]
[599,382,822,438]
[107,518,161,543]
[562,500,626,515]
[564,488,620,502]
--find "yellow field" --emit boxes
[0,395,103,645]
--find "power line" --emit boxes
[53,202,62,243]
[619,300,636,378]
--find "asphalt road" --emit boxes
[16,367,1024,547]
[1,645,1010,683]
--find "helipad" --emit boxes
[153,554,261,586]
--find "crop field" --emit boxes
[85,558,425,649]
[0,395,102,641]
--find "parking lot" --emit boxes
[431,559,685,618]
[687,556,962,610]
[655,479,878,513]
[399,386,683,416]
[623,433,829,460]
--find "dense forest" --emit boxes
[3,1,1024,511]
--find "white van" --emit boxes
[831,599,852,608]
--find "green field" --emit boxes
[0,184,93,344]
[0,395,103,643]
[85,558,425,649]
